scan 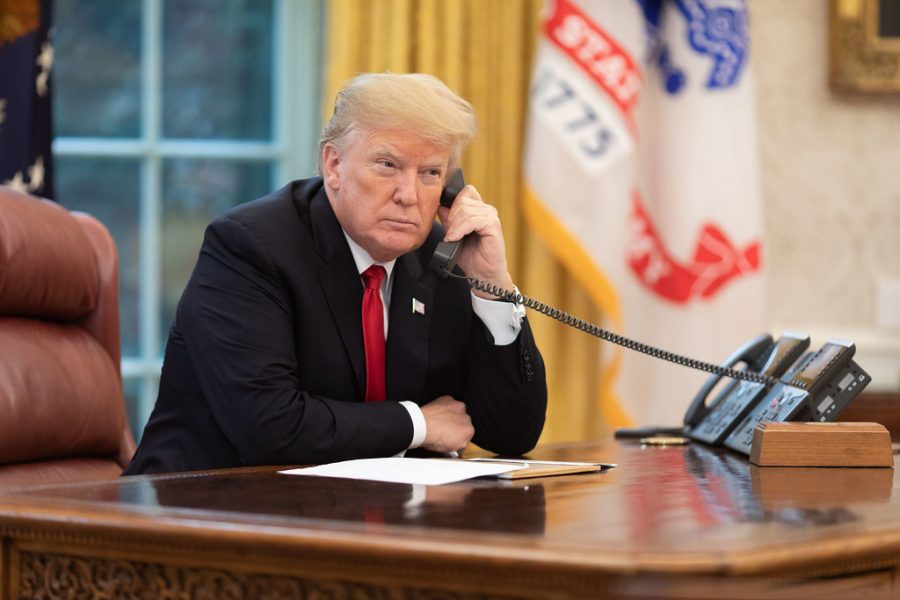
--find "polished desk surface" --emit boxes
[0,440,898,598]
[1,440,898,572]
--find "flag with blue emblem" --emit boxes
[523,0,764,427]
[0,0,54,199]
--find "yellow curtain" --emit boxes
[323,0,614,443]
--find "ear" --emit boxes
[321,143,342,191]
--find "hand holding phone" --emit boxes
[431,170,515,297]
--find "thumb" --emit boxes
[437,205,450,227]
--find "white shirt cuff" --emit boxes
[399,400,426,449]
[471,290,525,346]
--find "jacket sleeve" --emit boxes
[178,216,413,465]
[463,314,548,456]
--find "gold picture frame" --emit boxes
[830,0,900,92]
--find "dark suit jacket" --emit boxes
[125,178,546,474]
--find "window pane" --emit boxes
[162,0,274,139]
[160,159,272,343]
[123,377,144,442]
[54,157,142,356]
[53,0,141,137]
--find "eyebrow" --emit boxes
[369,148,403,165]
[369,149,446,171]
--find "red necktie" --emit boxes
[361,265,386,402]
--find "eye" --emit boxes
[375,159,396,171]
[420,168,442,182]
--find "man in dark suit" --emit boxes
[125,73,547,474]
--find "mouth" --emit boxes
[383,218,418,229]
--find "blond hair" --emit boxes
[319,73,477,174]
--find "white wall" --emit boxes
[750,0,900,390]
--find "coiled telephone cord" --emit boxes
[450,272,777,387]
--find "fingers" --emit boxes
[444,209,500,243]
[425,394,464,409]
[421,395,474,454]
[441,186,500,243]
[436,184,512,290]
[421,395,468,417]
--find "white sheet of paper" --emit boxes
[279,457,524,485]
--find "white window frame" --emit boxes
[53,0,324,433]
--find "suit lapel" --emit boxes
[386,251,432,404]
[309,190,366,400]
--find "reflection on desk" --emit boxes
[0,441,898,599]
[146,471,547,535]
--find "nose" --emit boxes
[393,170,418,206]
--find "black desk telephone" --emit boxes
[686,334,870,454]
[430,170,872,456]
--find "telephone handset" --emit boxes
[681,333,773,429]
[430,169,468,277]
[686,332,811,445]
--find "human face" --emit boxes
[322,128,450,262]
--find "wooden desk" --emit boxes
[0,441,897,599]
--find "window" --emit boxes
[53,0,324,438]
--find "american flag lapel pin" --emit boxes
[412,298,425,316]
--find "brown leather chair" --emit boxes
[0,186,136,489]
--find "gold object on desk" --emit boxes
[1,441,899,599]
[640,435,690,446]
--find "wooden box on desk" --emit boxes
[749,422,894,467]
